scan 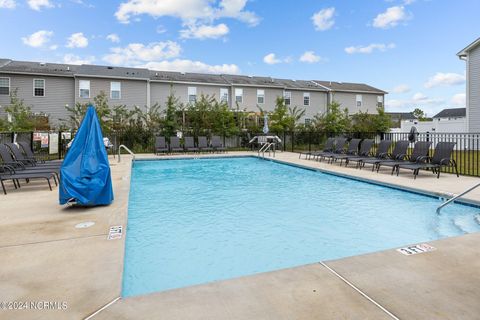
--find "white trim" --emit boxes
[0,76,10,95]
[303,92,310,106]
[150,79,228,86]
[220,87,229,104]
[257,89,265,104]
[284,90,292,105]
[110,81,121,100]
[33,78,45,97]
[234,88,243,103]
[75,74,149,81]
[466,54,470,132]
[78,79,90,99]
[0,71,73,78]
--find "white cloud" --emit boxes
[114,0,259,26]
[103,41,181,65]
[424,72,466,88]
[373,6,410,29]
[345,43,395,54]
[141,59,240,74]
[299,51,324,63]
[0,0,16,9]
[156,25,167,34]
[62,53,95,65]
[66,32,89,48]
[392,84,411,94]
[451,93,466,107]
[28,0,54,10]
[312,7,335,31]
[263,53,283,65]
[386,92,445,112]
[21,30,54,48]
[106,33,120,43]
[180,23,229,40]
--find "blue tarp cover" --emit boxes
[59,106,114,206]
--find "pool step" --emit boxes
[451,216,480,234]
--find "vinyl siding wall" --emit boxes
[150,82,229,107]
[75,77,148,109]
[468,46,480,132]
[331,92,382,114]
[0,73,74,124]
[288,90,328,120]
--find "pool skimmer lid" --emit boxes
[75,221,95,229]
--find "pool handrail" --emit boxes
[118,144,135,163]
[436,181,480,214]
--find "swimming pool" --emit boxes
[123,156,480,297]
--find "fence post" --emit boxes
[58,131,62,160]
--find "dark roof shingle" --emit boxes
[433,108,466,118]
[314,80,387,94]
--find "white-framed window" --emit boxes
[220,88,229,103]
[0,77,10,95]
[305,118,312,125]
[188,86,197,103]
[257,89,265,104]
[110,81,121,100]
[377,95,384,108]
[79,80,90,98]
[284,91,291,105]
[303,92,310,106]
[33,79,45,97]
[235,88,243,103]
[356,94,363,107]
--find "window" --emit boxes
[356,94,363,107]
[79,80,90,98]
[305,118,312,125]
[220,88,229,103]
[303,92,310,106]
[257,89,265,104]
[33,79,45,97]
[0,77,10,95]
[377,95,384,108]
[110,82,121,100]
[284,91,291,105]
[188,86,197,103]
[235,88,243,103]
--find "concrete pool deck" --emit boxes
[1,151,479,319]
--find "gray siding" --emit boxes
[331,92,382,114]
[75,77,148,109]
[150,82,229,107]
[0,73,74,124]
[288,90,328,120]
[468,45,480,132]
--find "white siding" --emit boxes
[468,45,480,132]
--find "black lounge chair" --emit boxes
[4,143,61,168]
[316,138,347,162]
[343,139,375,167]
[18,141,62,165]
[396,142,458,179]
[377,141,432,174]
[361,140,409,171]
[0,145,60,178]
[346,140,392,168]
[169,137,184,153]
[299,137,335,159]
[211,136,226,153]
[155,136,168,155]
[0,166,57,195]
[328,138,361,165]
[198,136,213,152]
[184,137,199,153]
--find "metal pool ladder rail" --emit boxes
[258,142,276,158]
[436,181,480,214]
[118,144,135,163]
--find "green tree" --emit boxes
[3,89,36,131]
[313,101,351,134]
[372,106,392,132]
[211,99,239,137]
[412,108,427,121]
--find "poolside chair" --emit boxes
[155,136,168,155]
[18,141,62,165]
[184,137,199,153]
[198,136,213,152]
[211,136,226,153]
[361,140,409,171]
[377,141,432,174]
[5,143,61,168]
[316,138,347,162]
[343,139,375,167]
[0,145,60,178]
[327,138,361,165]
[0,165,57,195]
[169,137,184,153]
[396,142,458,179]
[300,137,335,160]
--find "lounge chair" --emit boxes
[211,136,226,153]
[342,139,374,167]
[328,138,361,165]
[300,137,335,160]
[169,137,184,153]
[18,141,62,165]
[396,142,458,179]
[0,165,57,195]
[184,137,199,153]
[316,138,347,162]
[361,140,409,171]
[377,141,432,174]
[345,140,392,168]
[0,145,60,178]
[5,143,61,168]
[155,136,168,155]
[198,136,213,152]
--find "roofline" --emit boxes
[150,79,229,86]
[311,80,387,94]
[457,37,480,57]
[74,74,150,81]
[0,70,74,78]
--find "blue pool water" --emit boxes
[123,157,480,297]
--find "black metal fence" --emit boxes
[2,130,480,177]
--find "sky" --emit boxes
[0,0,479,116]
